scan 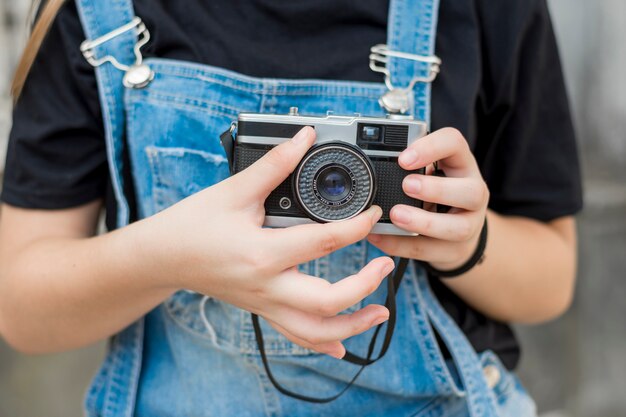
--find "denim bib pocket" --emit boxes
[145,145,229,213]
[403,265,462,396]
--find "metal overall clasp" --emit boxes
[369,44,441,114]
[80,17,154,89]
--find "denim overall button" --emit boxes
[123,64,154,89]
[483,364,501,389]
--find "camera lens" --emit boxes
[293,142,376,223]
[315,165,352,203]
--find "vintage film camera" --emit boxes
[222,107,427,235]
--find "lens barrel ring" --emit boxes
[293,142,377,223]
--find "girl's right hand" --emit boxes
[143,127,394,358]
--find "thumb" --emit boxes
[232,126,316,201]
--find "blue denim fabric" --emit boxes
[76,0,537,416]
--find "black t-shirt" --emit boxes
[2,0,583,370]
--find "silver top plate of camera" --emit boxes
[236,109,427,159]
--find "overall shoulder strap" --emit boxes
[75,3,145,417]
[75,0,136,228]
[387,2,499,416]
[386,0,441,127]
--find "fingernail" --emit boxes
[404,177,421,194]
[399,149,418,167]
[368,206,383,225]
[292,126,311,144]
[368,234,382,244]
[382,261,395,276]
[392,206,411,225]
[371,315,389,327]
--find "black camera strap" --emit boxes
[252,257,409,403]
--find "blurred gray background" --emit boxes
[0,1,624,416]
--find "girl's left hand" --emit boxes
[367,128,489,270]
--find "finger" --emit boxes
[265,206,383,269]
[389,204,482,242]
[266,318,346,359]
[269,256,395,316]
[398,128,478,174]
[403,174,488,212]
[368,234,470,264]
[273,303,390,346]
[231,126,316,202]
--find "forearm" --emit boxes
[438,210,577,324]
[0,217,175,354]
[0,129,399,359]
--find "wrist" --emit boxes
[116,214,183,294]
[429,231,482,271]
[421,217,488,278]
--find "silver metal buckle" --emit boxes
[80,17,154,89]
[369,44,442,114]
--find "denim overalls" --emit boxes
[75,0,537,416]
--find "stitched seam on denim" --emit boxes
[75,0,132,228]
[161,295,238,350]
[241,345,319,356]
[127,92,243,117]
[413,1,434,78]
[125,319,142,417]
[161,291,315,356]
[239,314,317,356]
[146,146,228,164]
[269,89,382,98]
[197,74,266,95]
[406,269,458,396]
[415,84,430,126]
[84,349,114,417]
[418,274,498,416]
[125,100,151,220]
[421,285,482,403]
[146,57,391,92]
[162,301,239,353]
[100,323,143,417]
[101,337,120,416]
[151,61,388,95]
[387,0,403,86]
[80,1,133,229]
[427,309,485,414]
[245,356,281,417]
[408,282,453,394]
[160,307,195,415]
[410,272,460,397]
[409,395,452,417]
[145,147,166,213]
[148,59,263,91]
[259,85,270,113]
[240,333,320,356]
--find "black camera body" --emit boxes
[226,108,427,235]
